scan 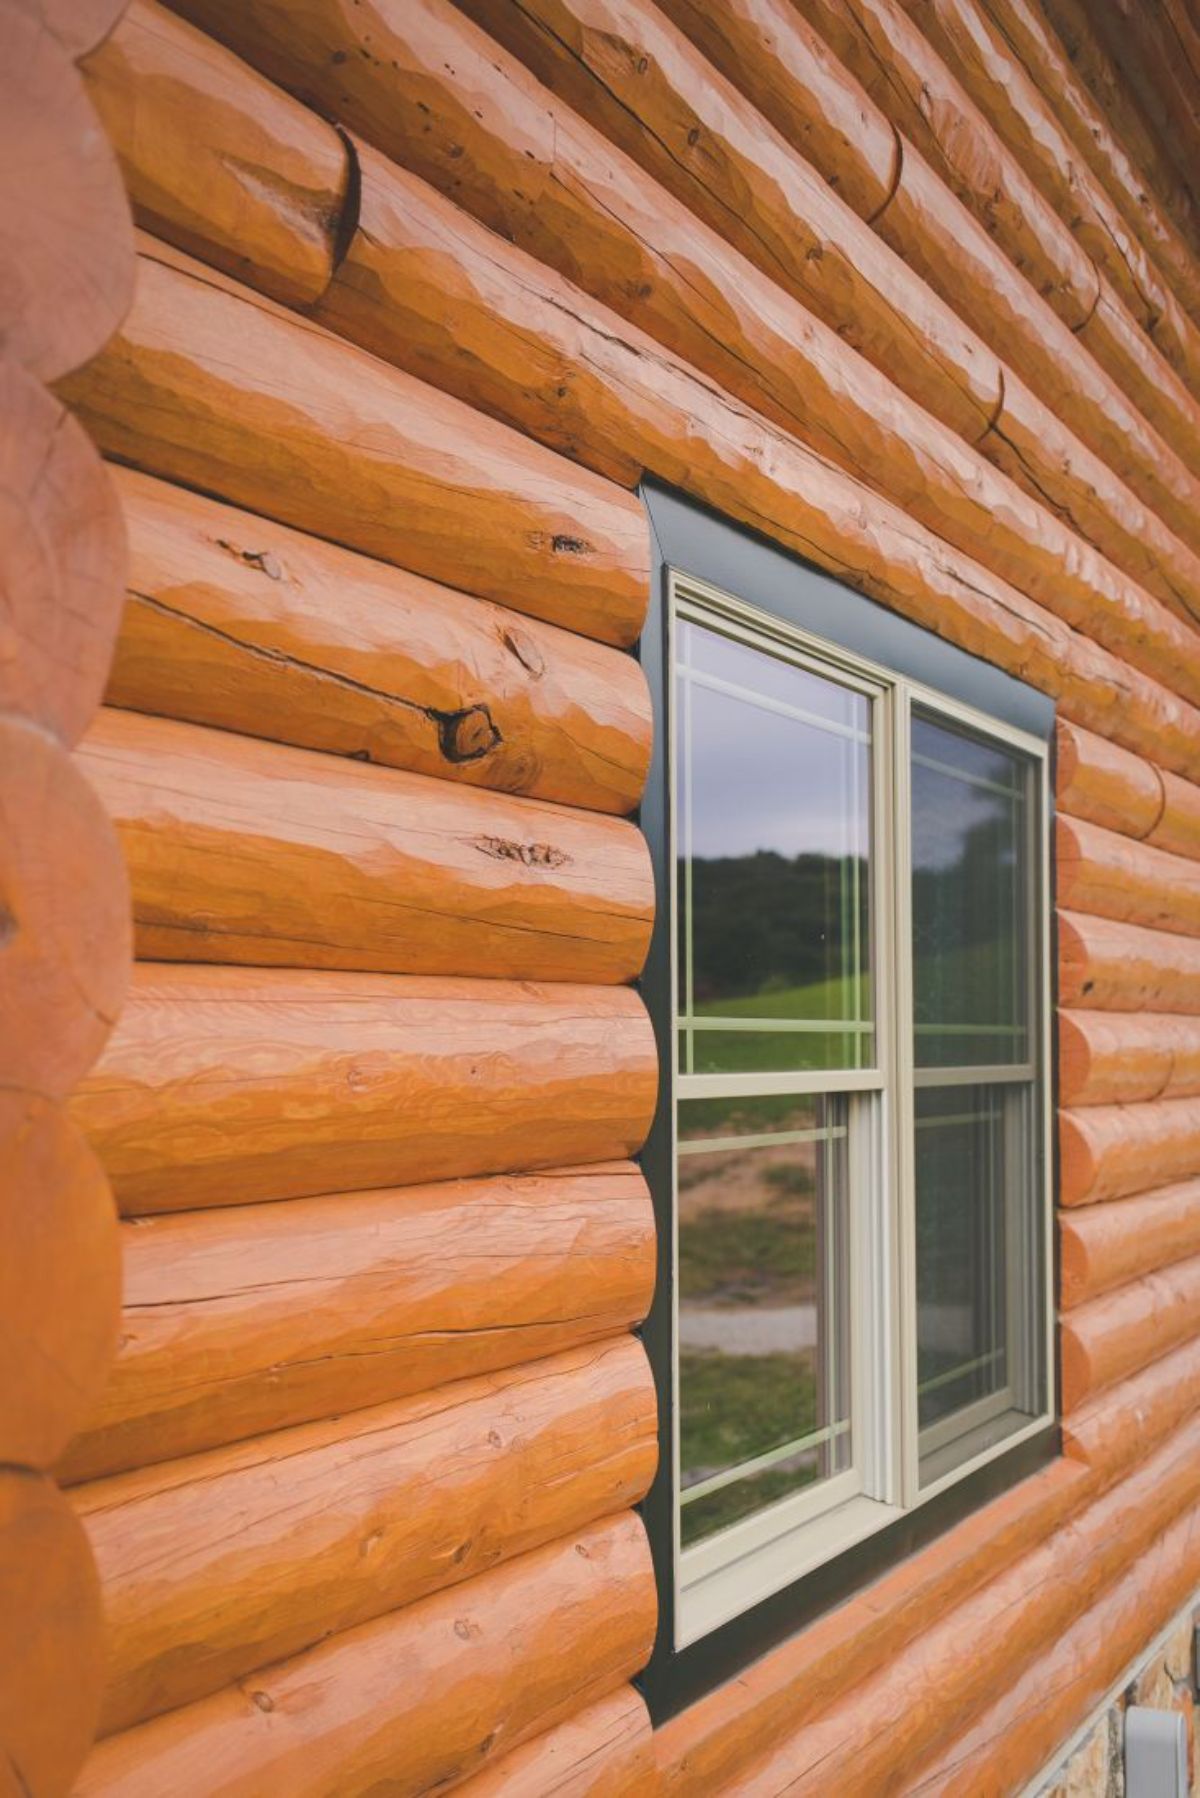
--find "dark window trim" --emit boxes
[635,482,1059,1724]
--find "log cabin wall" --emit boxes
[11,0,1196,1789]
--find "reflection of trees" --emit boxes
[913,812,1018,1024]
[684,850,868,1002]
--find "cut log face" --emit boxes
[0,364,127,745]
[0,1095,120,1469]
[71,964,658,1214]
[79,1337,657,1734]
[57,239,651,649]
[38,0,130,58]
[1058,910,1200,1012]
[73,1513,657,1798]
[108,467,651,816]
[1058,1010,1200,1107]
[0,5,134,380]
[60,1164,656,1482]
[81,0,350,306]
[0,1469,105,1798]
[0,716,132,1102]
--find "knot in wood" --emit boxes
[473,836,569,868]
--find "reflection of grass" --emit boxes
[687,974,871,1075]
[681,1349,819,1545]
[698,973,870,1022]
[680,1210,815,1302]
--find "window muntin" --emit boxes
[667,576,1051,1645]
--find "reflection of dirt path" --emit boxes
[680,1304,817,1354]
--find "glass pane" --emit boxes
[911,712,1030,1068]
[678,1094,851,1548]
[916,1083,1041,1482]
[676,616,873,1075]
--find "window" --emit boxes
[639,489,1054,1707]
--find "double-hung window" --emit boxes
[639,488,1054,1704]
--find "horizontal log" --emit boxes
[1059,1098,1200,1207]
[1063,1333,1200,1473]
[0,5,133,383]
[1058,911,1200,1012]
[1060,1254,1200,1411]
[904,1496,1200,1796]
[1056,815,1200,937]
[80,1337,655,1735]
[40,0,130,59]
[456,1686,653,1796]
[1055,718,1164,839]
[653,0,1200,628]
[0,716,131,1103]
[0,1095,119,1470]
[60,1163,654,1483]
[793,0,1200,509]
[319,140,1200,720]
[58,239,650,649]
[727,1410,1200,1793]
[0,1470,105,1798]
[75,1512,656,1797]
[71,964,657,1215]
[654,1456,1085,1794]
[82,0,349,307]
[1058,1011,1200,1107]
[1154,769,1200,863]
[0,364,128,745]
[108,467,651,816]
[78,707,653,983]
[978,0,1200,331]
[1060,1179,1200,1309]
[315,147,1200,774]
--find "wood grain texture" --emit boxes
[71,964,657,1215]
[59,1163,655,1482]
[1058,910,1200,1012]
[81,0,349,306]
[0,4,134,380]
[318,139,1200,719]
[1061,1252,1200,1412]
[0,1470,105,1798]
[108,467,651,816]
[80,1338,656,1735]
[37,0,128,58]
[0,715,131,1102]
[74,1513,656,1798]
[1063,1333,1200,1473]
[0,1095,119,1470]
[1056,814,1200,937]
[1060,1178,1200,1308]
[79,707,653,983]
[455,1687,653,1797]
[1059,1098,1200,1207]
[1058,1011,1200,1107]
[0,363,127,745]
[57,238,650,649]
[1056,718,1165,840]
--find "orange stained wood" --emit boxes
[78,707,654,985]
[0,1469,106,1798]
[82,0,350,307]
[0,365,128,746]
[317,136,1200,717]
[1056,813,1200,936]
[1155,767,1200,861]
[74,1513,657,1798]
[109,468,652,817]
[79,1337,657,1735]
[1058,910,1200,1011]
[1056,718,1166,839]
[1060,1178,1200,1308]
[59,1164,656,1482]
[0,1096,119,1470]
[71,964,658,1216]
[1058,1010,1200,1107]
[0,3,134,381]
[1059,1096,1200,1206]
[1063,1333,1200,1471]
[454,1686,653,1796]
[57,238,651,650]
[0,714,132,1104]
[1060,1252,1200,1411]
[38,0,130,58]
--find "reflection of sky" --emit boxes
[912,716,1023,874]
[682,680,869,860]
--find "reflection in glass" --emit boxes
[678,1095,850,1547]
[675,618,873,1075]
[911,712,1029,1068]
